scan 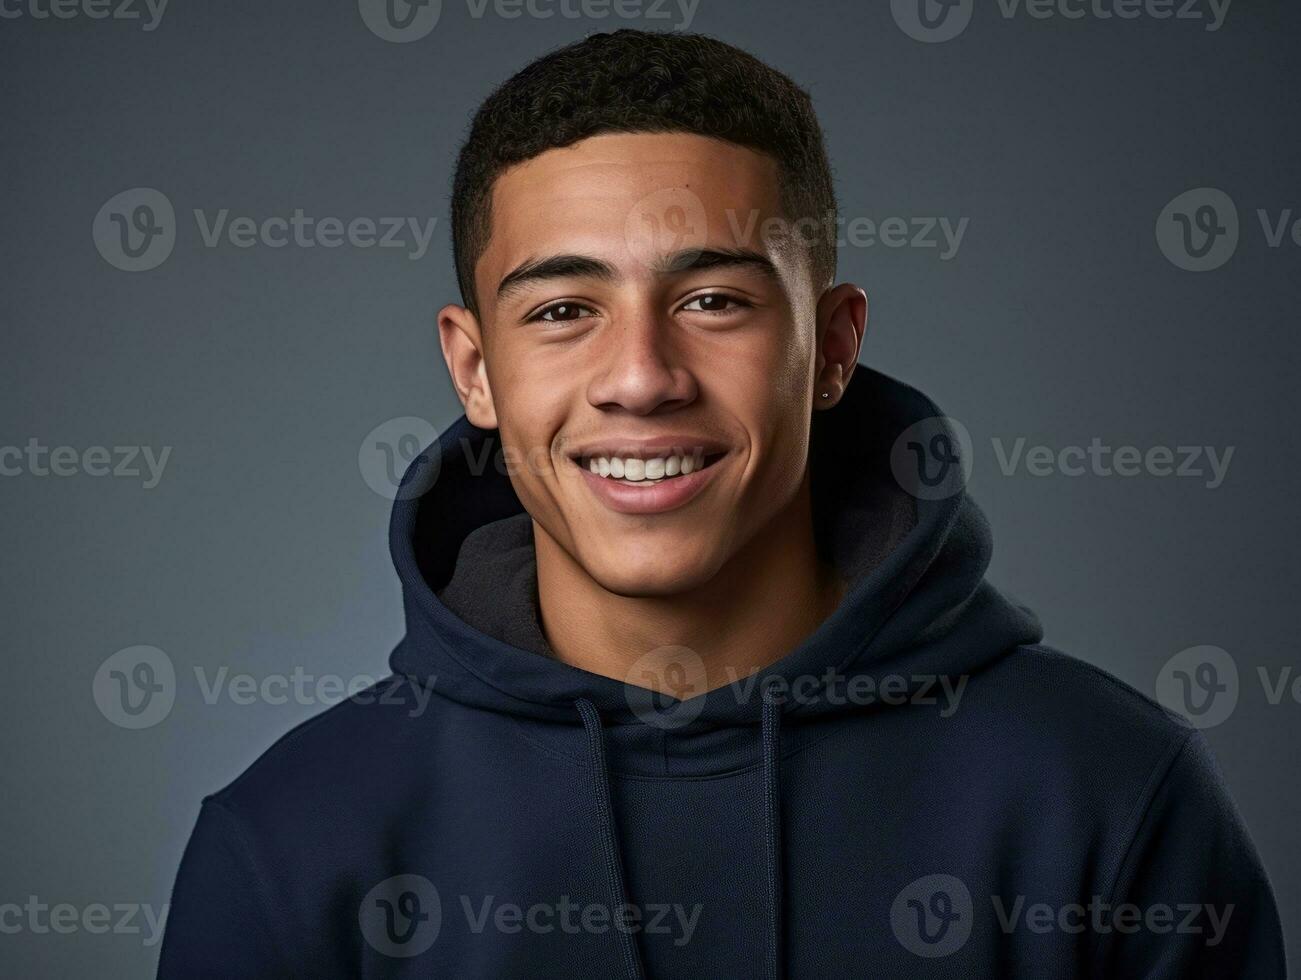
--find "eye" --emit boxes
[531,302,596,323]
[680,293,749,314]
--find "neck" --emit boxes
[533,472,847,696]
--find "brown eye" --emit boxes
[536,303,593,323]
[682,293,744,313]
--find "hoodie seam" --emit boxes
[1085,729,1196,976]
[202,796,297,979]
[501,714,846,782]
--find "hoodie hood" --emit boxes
[388,367,1042,750]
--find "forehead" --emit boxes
[478,132,786,292]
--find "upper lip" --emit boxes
[566,436,731,461]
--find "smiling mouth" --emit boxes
[573,450,727,486]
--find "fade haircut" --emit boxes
[450,29,837,316]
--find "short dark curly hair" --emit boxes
[450,29,837,316]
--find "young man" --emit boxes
[158,30,1285,979]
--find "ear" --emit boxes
[437,303,498,429]
[812,283,868,409]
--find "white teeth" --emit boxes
[584,452,711,483]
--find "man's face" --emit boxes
[460,132,826,597]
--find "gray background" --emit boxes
[2,0,1297,974]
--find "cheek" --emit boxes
[721,322,813,426]
[490,376,568,490]
[730,335,815,490]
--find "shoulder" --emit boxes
[994,642,1189,731]
[201,675,442,822]
[966,643,1204,804]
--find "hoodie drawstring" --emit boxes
[577,698,647,980]
[761,697,784,980]
[575,697,785,980]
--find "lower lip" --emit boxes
[575,457,724,515]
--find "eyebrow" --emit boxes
[655,247,779,280]
[495,247,779,301]
[496,254,617,301]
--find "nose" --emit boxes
[585,311,698,416]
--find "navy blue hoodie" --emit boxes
[158,368,1285,978]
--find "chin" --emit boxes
[585,542,727,599]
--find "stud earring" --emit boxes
[820,391,830,399]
